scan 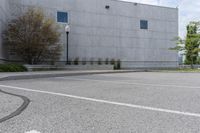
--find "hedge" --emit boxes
[0,64,27,72]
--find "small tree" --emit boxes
[4,8,61,64]
[185,22,200,65]
[170,36,200,69]
[170,22,200,69]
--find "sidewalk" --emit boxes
[0,70,143,81]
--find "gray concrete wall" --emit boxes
[0,0,10,63]
[1,0,179,68]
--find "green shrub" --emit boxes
[82,58,86,65]
[105,58,109,65]
[90,60,94,65]
[197,57,200,64]
[0,64,27,72]
[90,58,94,65]
[74,57,79,65]
[98,58,102,65]
[110,59,115,65]
[114,59,121,70]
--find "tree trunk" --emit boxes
[191,56,194,69]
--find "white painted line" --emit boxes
[1,84,200,118]
[57,77,200,89]
[25,130,41,133]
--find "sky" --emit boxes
[122,0,200,38]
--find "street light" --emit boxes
[65,24,70,65]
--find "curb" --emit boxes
[0,70,144,81]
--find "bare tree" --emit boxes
[4,8,61,64]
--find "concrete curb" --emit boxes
[0,70,145,81]
[0,89,30,123]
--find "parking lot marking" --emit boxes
[25,130,41,133]
[1,84,200,118]
[57,77,200,89]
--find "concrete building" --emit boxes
[0,0,178,68]
[0,0,10,63]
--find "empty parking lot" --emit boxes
[1,72,200,133]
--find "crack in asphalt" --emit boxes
[0,89,30,123]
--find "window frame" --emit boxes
[56,11,69,24]
[140,20,148,30]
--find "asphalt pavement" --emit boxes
[1,72,200,133]
[0,91,23,120]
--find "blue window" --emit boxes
[57,11,68,23]
[140,20,148,29]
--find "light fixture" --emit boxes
[65,24,70,65]
[65,24,70,33]
[105,5,110,9]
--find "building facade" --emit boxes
[0,0,10,63]
[0,0,178,68]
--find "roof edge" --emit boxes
[110,0,178,10]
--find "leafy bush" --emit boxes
[90,58,94,65]
[105,58,109,65]
[4,8,61,65]
[114,59,121,70]
[0,64,27,72]
[110,59,115,65]
[82,58,86,65]
[98,58,102,65]
[74,57,79,65]
[197,57,200,64]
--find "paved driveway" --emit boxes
[1,72,200,133]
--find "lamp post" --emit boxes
[65,24,70,65]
